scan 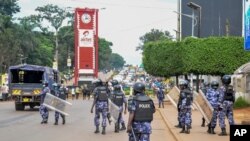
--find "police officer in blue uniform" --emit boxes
[52,83,66,125]
[157,85,165,108]
[38,81,50,124]
[127,82,155,141]
[111,84,127,133]
[206,81,220,134]
[179,80,193,134]
[218,75,235,136]
[201,82,210,127]
[90,79,110,135]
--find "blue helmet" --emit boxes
[222,75,231,85]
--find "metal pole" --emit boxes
[191,10,194,37]
[177,0,181,41]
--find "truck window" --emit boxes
[10,69,43,83]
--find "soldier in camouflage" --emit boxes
[218,75,235,136]
[127,82,155,141]
[38,81,50,124]
[90,79,110,135]
[206,81,220,134]
[179,80,193,134]
[111,84,127,133]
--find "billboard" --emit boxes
[74,8,99,85]
[245,0,250,50]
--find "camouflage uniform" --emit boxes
[206,88,220,128]
[218,86,235,128]
[54,86,66,125]
[128,93,155,141]
[179,88,193,133]
[39,86,50,124]
[156,87,165,108]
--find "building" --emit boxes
[180,0,243,39]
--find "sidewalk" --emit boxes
[156,100,230,141]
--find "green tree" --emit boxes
[0,0,20,17]
[98,38,113,70]
[35,4,70,70]
[136,28,173,51]
[110,53,126,69]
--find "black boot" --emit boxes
[94,126,100,133]
[102,127,106,135]
[207,126,211,133]
[210,128,216,134]
[185,127,190,134]
[201,117,205,127]
[41,119,45,124]
[175,122,182,128]
[54,119,58,125]
[120,122,126,130]
[115,123,119,133]
[219,128,227,136]
[62,116,65,125]
[180,126,185,133]
[43,119,48,124]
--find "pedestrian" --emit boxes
[82,84,90,100]
[52,83,66,125]
[90,79,110,135]
[206,81,220,134]
[201,82,210,127]
[111,84,127,133]
[157,85,165,108]
[179,80,193,134]
[127,82,155,141]
[38,81,50,124]
[76,86,80,100]
[71,86,76,100]
[218,75,235,136]
[1,83,9,101]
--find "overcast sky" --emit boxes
[15,0,177,66]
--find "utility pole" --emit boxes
[177,0,181,41]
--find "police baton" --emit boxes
[131,128,137,141]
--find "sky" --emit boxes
[15,0,177,66]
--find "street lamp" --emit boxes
[187,2,201,38]
[173,11,197,37]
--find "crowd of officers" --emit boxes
[175,75,235,136]
[37,74,235,140]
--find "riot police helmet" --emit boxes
[96,79,103,87]
[111,79,119,86]
[222,75,231,85]
[113,84,121,91]
[133,82,145,94]
[179,80,189,88]
[210,81,219,89]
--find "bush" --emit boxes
[234,96,250,109]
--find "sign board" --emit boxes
[43,93,72,116]
[245,0,250,50]
[193,90,214,123]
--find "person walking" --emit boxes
[156,85,165,108]
[127,82,155,141]
[218,75,235,136]
[111,84,127,133]
[90,79,110,135]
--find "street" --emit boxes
[0,99,174,141]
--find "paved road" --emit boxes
[0,99,174,141]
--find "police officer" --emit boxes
[201,82,210,127]
[157,85,165,108]
[218,75,235,136]
[52,83,66,125]
[127,82,155,141]
[179,80,193,134]
[38,81,50,124]
[175,80,186,128]
[206,81,220,134]
[90,79,110,135]
[111,84,127,133]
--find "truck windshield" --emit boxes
[10,70,43,83]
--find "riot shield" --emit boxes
[108,99,120,122]
[43,93,72,116]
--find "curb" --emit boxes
[157,108,183,141]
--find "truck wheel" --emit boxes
[15,103,25,111]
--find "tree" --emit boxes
[98,38,113,70]
[136,28,173,51]
[110,53,126,69]
[35,4,71,70]
[0,0,20,17]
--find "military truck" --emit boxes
[8,64,60,111]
